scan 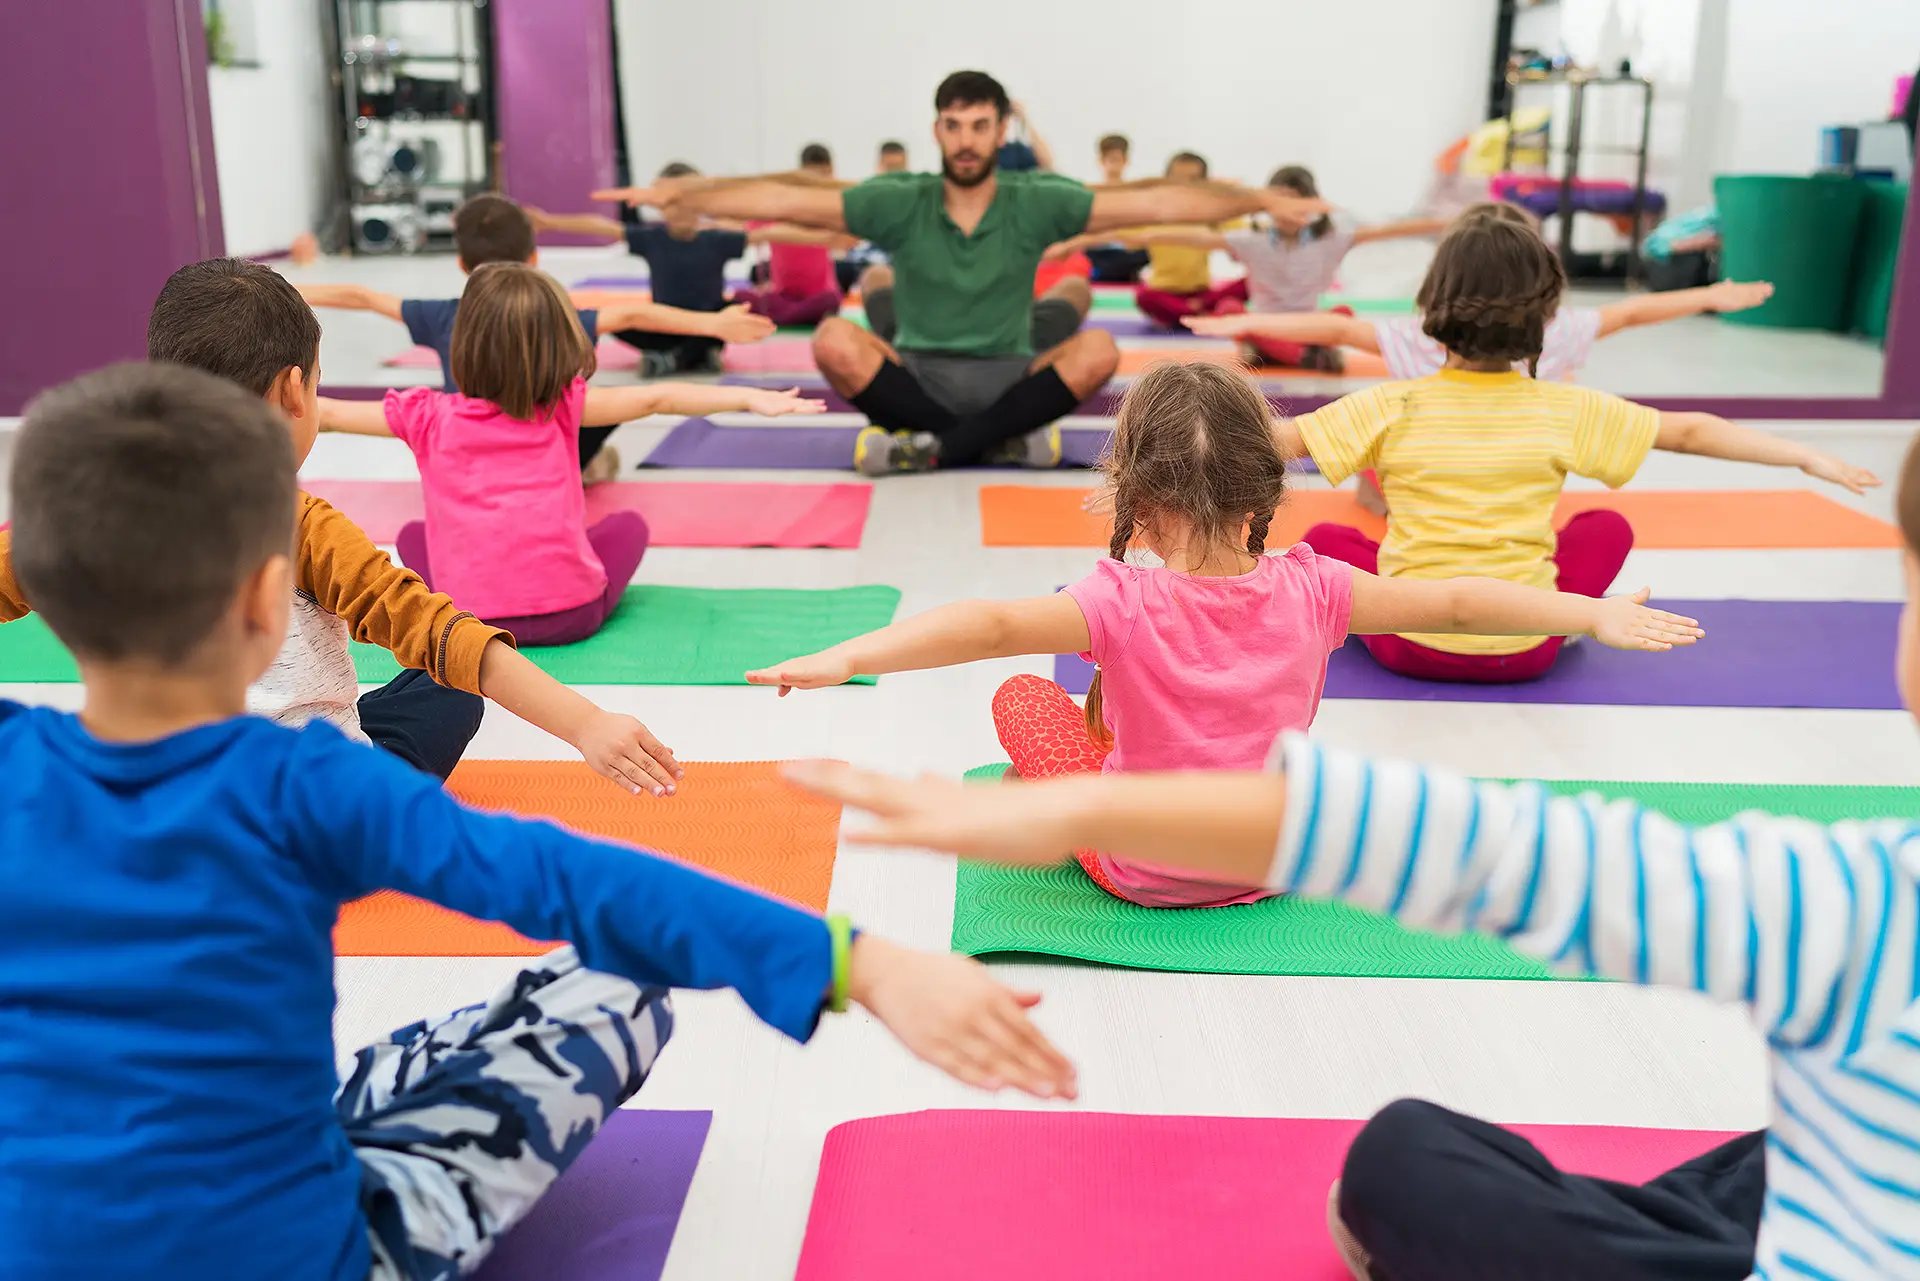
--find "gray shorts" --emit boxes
[867,288,1083,417]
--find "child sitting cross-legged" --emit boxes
[750,360,1702,908]
[0,362,1076,1281]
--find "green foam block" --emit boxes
[0,586,901,687]
[954,765,1920,978]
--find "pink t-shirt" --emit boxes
[1062,546,1354,907]
[770,241,836,296]
[383,380,606,620]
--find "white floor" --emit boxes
[3,250,1917,1278]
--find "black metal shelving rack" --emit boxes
[1501,69,1656,280]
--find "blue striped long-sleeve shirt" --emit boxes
[1272,733,1920,1281]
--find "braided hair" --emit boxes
[1083,361,1289,747]
[1416,215,1566,376]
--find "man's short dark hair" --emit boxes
[878,140,907,156]
[147,258,321,397]
[1098,134,1129,156]
[658,161,700,180]
[12,363,297,665]
[452,193,537,268]
[934,70,1009,118]
[1168,150,1210,178]
[799,143,832,168]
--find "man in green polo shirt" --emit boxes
[659,69,1326,474]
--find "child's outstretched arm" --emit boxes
[524,206,627,243]
[592,300,775,346]
[1108,226,1232,252]
[296,283,404,322]
[1655,412,1881,494]
[317,398,396,437]
[748,594,1091,693]
[477,642,682,795]
[580,384,826,426]
[299,734,1076,1098]
[1184,310,1379,350]
[1348,571,1703,651]
[1350,217,1451,245]
[1596,280,1773,337]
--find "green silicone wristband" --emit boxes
[827,914,853,1013]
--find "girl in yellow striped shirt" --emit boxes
[1281,214,1878,683]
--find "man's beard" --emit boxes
[941,150,997,188]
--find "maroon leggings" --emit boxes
[1301,509,1634,683]
[395,510,651,647]
[1133,277,1249,329]
[734,286,842,328]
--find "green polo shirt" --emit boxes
[843,171,1095,357]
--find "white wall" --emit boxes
[207,0,335,256]
[613,0,1499,220]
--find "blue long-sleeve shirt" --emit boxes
[1273,733,1920,1281]
[0,702,831,1281]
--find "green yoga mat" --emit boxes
[0,586,901,687]
[955,765,1920,977]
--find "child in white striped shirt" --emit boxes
[791,441,1920,1281]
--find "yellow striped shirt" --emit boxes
[1294,370,1659,654]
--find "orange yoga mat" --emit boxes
[979,486,1900,550]
[1113,346,1390,379]
[334,760,840,956]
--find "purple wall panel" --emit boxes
[493,0,621,247]
[0,0,223,414]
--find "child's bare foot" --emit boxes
[1327,1181,1373,1280]
[582,445,622,486]
[1355,472,1388,518]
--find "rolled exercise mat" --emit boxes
[794,1110,1740,1281]
[953,765,1920,973]
[336,760,842,955]
[1053,598,1902,711]
[1715,174,1867,331]
[350,585,901,687]
[302,479,873,549]
[473,1110,710,1281]
[640,416,1113,469]
[979,485,1899,549]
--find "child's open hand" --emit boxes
[847,933,1077,1100]
[743,387,829,417]
[1182,313,1257,338]
[784,760,1082,865]
[1589,589,1705,652]
[1708,279,1774,312]
[746,651,854,695]
[1799,451,1882,496]
[575,711,684,797]
[711,304,776,345]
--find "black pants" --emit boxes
[356,667,485,782]
[1340,1100,1764,1281]
[1083,245,1150,283]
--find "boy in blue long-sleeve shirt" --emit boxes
[0,363,1075,1281]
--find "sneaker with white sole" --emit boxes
[581,444,622,487]
[853,426,940,476]
[987,423,1063,469]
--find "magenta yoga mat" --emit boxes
[794,1110,1737,1281]
[640,416,1112,470]
[1052,598,1901,710]
[473,1109,709,1281]
[302,478,872,548]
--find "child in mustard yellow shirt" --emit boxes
[1281,214,1879,683]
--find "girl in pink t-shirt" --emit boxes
[318,263,822,645]
[750,361,1698,907]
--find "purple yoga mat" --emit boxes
[1084,314,1183,338]
[642,416,1111,469]
[1054,599,1901,710]
[473,1109,710,1281]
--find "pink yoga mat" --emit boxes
[382,338,642,372]
[722,338,818,373]
[795,1111,1738,1281]
[302,479,871,548]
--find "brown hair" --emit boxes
[1900,437,1920,557]
[1454,200,1539,231]
[12,363,297,665]
[1415,215,1566,372]
[1084,361,1289,746]
[1166,150,1209,178]
[148,257,320,396]
[449,262,596,419]
[1267,164,1332,238]
[1098,133,1130,157]
[453,194,537,269]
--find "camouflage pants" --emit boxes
[337,947,675,1281]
